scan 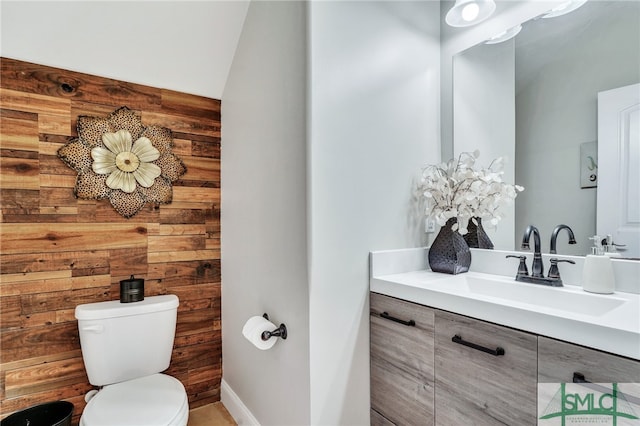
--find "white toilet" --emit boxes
[75,294,189,426]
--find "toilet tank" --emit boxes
[75,295,179,386]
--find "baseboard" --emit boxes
[221,378,261,426]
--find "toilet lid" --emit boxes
[82,374,188,426]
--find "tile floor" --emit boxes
[188,402,236,426]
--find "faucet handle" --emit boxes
[548,258,576,281]
[506,255,529,278]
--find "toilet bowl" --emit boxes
[80,374,188,426]
[75,295,189,426]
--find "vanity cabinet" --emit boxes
[434,310,538,425]
[370,293,537,425]
[370,291,640,425]
[370,293,435,425]
[538,336,640,384]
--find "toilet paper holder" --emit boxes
[262,313,288,341]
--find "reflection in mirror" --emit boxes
[453,0,640,256]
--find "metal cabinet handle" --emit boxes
[452,334,505,356]
[380,312,415,327]
[573,372,591,383]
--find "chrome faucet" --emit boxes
[521,225,544,278]
[550,224,577,254]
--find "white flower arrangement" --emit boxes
[419,150,524,235]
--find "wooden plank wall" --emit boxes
[0,58,222,423]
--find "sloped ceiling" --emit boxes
[0,1,249,99]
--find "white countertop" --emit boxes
[370,249,640,360]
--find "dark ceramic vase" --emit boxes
[464,217,494,249]
[428,218,471,275]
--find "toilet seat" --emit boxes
[80,373,188,426]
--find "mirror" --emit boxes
[452,0,640,256]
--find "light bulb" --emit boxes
[445,0,496,28]
[462,2,480,22]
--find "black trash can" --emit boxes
[1,401,73,426]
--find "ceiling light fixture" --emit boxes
[485,24,522,44]
[446,0,496,27]
[542,0,588,19]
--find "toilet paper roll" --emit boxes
[242,316,278,350]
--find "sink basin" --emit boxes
[463,275,627,316]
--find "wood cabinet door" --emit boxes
[538,336,640,384]
[370,293,435,425]
[435,310,538,425]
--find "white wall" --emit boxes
[221,2,310,425]
[453,40,515,249]
[515,2,640,255]
[224,3,441,425]
[0,1,248,99]
[308,2,440,424]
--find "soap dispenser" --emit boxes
[582,235,615,294]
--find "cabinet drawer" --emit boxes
[435,310,538,425]
[538,336,640,383]
[370,292,435,425]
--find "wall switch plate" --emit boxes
[425,218,436,233]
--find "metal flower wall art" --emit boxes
[58,107,187,218]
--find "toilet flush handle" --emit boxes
[81,324,104,333]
